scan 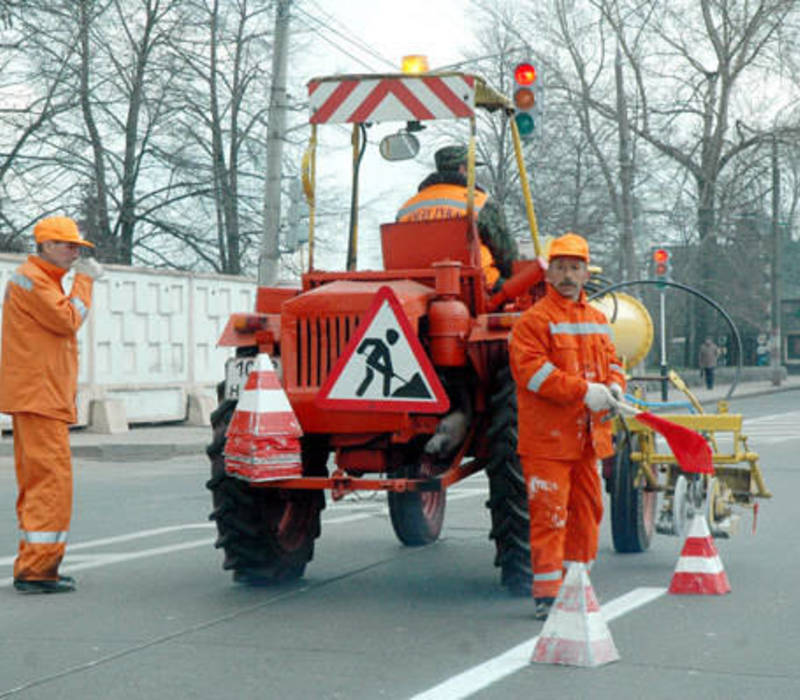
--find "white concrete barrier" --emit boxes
[0,253,256,431]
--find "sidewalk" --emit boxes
[1,375,797,462]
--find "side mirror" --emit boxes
[379,131,420,161]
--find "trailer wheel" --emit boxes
[388,459,446,546]
[610,431,656,553]
[486,366,531,597]
[206,400,327,584]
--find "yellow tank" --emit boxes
[590,292,653,370]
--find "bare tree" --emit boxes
[171,0,273,274]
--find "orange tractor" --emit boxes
[205,69,646,593]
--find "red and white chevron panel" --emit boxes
[308,74,475,124]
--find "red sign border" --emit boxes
[315,286,450,413]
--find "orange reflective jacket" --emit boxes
[0,255,93,422]
[397,183,499,285]
[509,285,626,460]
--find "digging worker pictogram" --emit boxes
[0,216,104,594]
[509,232,625,620]
[356,329,400,397]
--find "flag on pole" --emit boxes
[618,405,713,475]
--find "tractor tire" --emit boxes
[388,459,446,546]
[609,430,656,553]
[485,366,531,597]
[206,399,327,584]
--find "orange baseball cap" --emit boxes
[548,232,589,262]
[33,216,94,248]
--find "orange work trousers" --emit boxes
[12,413,73,582]
[521,442,603,599]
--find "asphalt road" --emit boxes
[1,391,798,699]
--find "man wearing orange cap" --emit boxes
[509,232,625,620]
[0,216,104,594]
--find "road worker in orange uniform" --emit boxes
[0,216,104,594]
[509,232,625,620]
[396,145,518,292]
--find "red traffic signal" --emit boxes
[652,248,670,264]
[512,62,540,139]
[514,62,537,85]
[652,247,671,283]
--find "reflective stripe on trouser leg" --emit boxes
[13,413,73,581]
[562,442,603,566]
[522,455,571,599]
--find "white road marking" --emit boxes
[409,586,666,700]
[0,513,378,586]
[1,489,487,576]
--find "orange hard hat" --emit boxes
[33,216,94,248]
[548,232,589,262]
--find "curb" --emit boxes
[0,441,209,462]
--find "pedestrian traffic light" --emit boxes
[512,62,541,140]
[652,247,671,286]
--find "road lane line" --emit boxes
[2,493,487,584]
[409,586,667,700]
[0,513,378,585]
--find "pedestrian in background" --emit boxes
[0,216,104,594]
[509,232,625,620]
[699,337,720,390]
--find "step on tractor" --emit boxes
[205,66,769,592]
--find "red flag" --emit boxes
[632,411,714,475]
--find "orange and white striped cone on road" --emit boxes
[224,353,303,482]
[531,562,620,667]
[668,513,731,595]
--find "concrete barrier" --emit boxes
[0,253,256,432]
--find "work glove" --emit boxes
[73,257,105,280]
[609,382,624,402]
[583,382,615,412]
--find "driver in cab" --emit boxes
[396,145,518,292]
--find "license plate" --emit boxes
[224,357,256,401]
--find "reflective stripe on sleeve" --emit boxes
[549,321,612,338]
[20,529,69,544]
[527,362,555,392]
[534,570,562,582]
[10,273,33,291]
[70,296,88,320]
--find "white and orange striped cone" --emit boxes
[668,513,731,595]
[224,353,304,482]
[531,562,620,667]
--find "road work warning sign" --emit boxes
[316,286,450,413]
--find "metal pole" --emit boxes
[259,0,291,286]
[770,134,782,386]
[659,288,668,401]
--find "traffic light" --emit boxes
[512,62,541,139]
[652,247,671,286]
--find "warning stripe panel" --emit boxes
[309,75,475,124]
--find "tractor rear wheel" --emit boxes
[485,366,531,597]
[206,400,327,584]
[388,459,446,546]
[609,431,656,553]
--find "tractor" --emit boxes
[205,67,768,593]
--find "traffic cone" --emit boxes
[531,562,620,667]
[224,353,304,482]
[668,513,731,595]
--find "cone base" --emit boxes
[668,571,731,595]
[532,637,620,667]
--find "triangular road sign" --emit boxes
[316,286,450,413]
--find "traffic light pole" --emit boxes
[659,288,668,401]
